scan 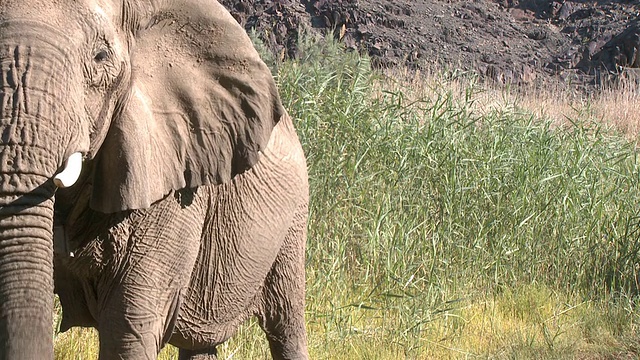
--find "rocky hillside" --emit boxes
[220,0,640,87]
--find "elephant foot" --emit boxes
[178,347,217,360]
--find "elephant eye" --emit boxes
[94,50,109,63]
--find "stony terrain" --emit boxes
[220,0,640,87]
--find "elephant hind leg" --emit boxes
[257,205,309,360]
[178,347,217,360]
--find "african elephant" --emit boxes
[0,0,309,359]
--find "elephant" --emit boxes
[0,0,309,359]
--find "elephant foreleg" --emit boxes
[98,289,182,359]
[96,191,206,359]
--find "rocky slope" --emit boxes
[220,0,640,87]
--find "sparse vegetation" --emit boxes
[55,35,640,359]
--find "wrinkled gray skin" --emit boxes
[0,0,309,359]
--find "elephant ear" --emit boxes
[91,0,284,213]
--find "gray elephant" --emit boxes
[0,0,309,359]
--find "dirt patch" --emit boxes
[220,0,640,88]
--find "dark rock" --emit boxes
[527,27,547,40]
[590,22,640,71]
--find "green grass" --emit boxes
[54,35,640,358]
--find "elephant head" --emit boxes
[0,0,283,358]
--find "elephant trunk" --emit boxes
[0,44,81,359]
[0,183,56,360]
[0,30,89,358]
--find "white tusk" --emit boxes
[54,152,83,188]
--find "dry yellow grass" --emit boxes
[514,82,640,139]
[380,67,640,140]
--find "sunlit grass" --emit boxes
[54,328,99,360]
[54,34,640,359]
[193,284,637,359]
